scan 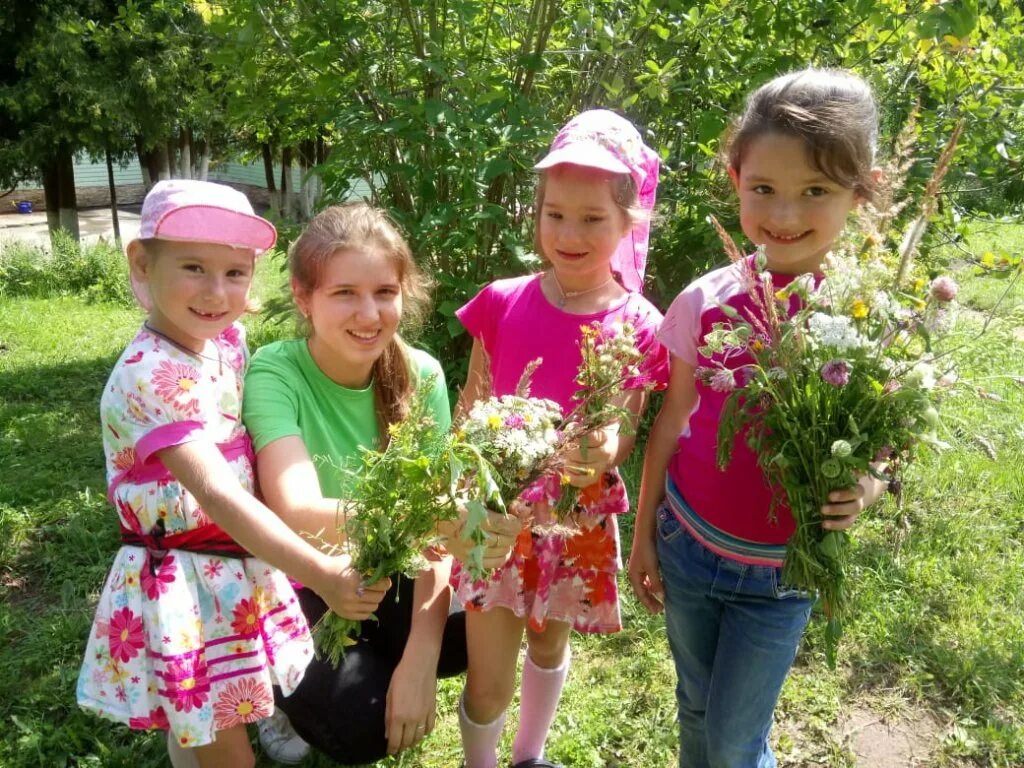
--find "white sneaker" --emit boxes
[258,709,311,765]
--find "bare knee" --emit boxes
[465,663,517,723]
[526,623,571,669]
[193,725,256,768]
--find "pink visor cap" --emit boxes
[130,180,277,310]
[534,109,660,293]
[139,179,277,253]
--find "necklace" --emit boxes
[549,271,615,309]
[143,321,224,376]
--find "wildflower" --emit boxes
[851,299,869,319]
[930,276,959,302]
[487,415,502,430]
[830,440,852,458]
[807,313,865,351]
[820,359,851,388]
[905,361,936,390]
[710,368,736,393]
[504,413,525,429]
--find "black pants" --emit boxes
[276,575,468,765]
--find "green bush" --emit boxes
[0,231,133,305]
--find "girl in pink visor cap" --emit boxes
[77,180,380,767]
[452,111,669,768]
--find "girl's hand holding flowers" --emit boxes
[820,471,888,531]
[438,504,520,569]
[326,555,391,621]
[563,426,619,488]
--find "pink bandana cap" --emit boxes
[534,109,660,293]
[130,180,277,310]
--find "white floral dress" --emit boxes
[77,323,312,748]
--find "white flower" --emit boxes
[905,361,937,390]
[807,312,866,351]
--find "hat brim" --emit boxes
[155,205,277,254]
[534,144,631,176]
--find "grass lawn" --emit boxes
[0,221,1021,767]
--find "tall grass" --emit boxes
[0,230,134,305]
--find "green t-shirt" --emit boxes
[242,338,450,498]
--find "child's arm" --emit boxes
[453,338,489,421]
[159,440,390,619]
[384,554,452,754]
[256,435,350,547]
[628,356,698,614]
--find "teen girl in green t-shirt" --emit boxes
[243,203,518,764]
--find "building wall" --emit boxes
[6,155,369,211]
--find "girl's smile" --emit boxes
[296,247,403,388]
[539,164,631,293]
[129,240,255,353]
[730,133,861,275]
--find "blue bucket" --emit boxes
[15,201,33,214]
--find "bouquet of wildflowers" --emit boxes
[315,322,649,662]
[315,374,505,665]
[706,124,963,665]
[459,320,648,524]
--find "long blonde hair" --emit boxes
[289,203,433,442]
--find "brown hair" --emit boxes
[532,166,646,274]
[289,203,433,443]
[725,68,879,202]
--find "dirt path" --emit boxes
[0,207,140,250]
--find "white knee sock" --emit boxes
[459,693,507,768]
[511,649,570,764]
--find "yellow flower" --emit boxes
[560,474,571,486]
[775,288,788,301]
[487,415,502,430]
[851,299,869,319]
[913,277,927,293]
[751,339,765,352]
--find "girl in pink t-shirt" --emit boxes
[453,110,668,768]
[629,69,890,768]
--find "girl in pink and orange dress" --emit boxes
[453,110,669,768]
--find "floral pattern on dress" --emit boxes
[77,324,313,747]
[452,469,628,633]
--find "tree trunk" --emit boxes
[280,145,292,218]
[298,139,315,220]
[56,147,79,241]
[106,146,121,246]
[42,158,61,234]
[179,127,192,180]
[41,144,79,245]
[262,142,279,212]
[197,137,210,181]
[166,138,178,180]
[135,134,153,190]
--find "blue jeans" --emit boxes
[656,502,813,768]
